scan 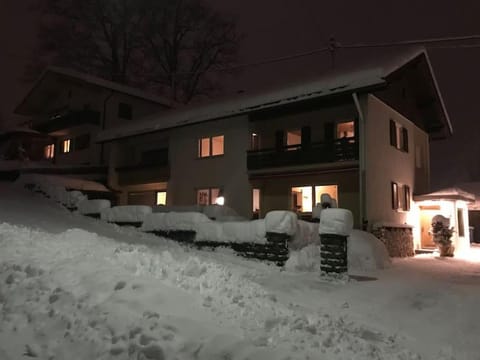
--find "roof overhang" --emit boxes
[414,187,475,203]
[15,67,174,117]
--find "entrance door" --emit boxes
[419,207,440,248]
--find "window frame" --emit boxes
[197,135,224,158]
[390,119,409,153]
[196,187,222,205]
[391,182,399,210]
[44,144,55,159]
[62,139,71,153]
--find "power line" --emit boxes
[338,34,480,49]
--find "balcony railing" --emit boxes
[247,137,358,170]
[35,109,101,133]
[116,160,169,186]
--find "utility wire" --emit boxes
[338,35,480,49]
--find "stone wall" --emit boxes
[372,226,414,257]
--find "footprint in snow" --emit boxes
[114,281,127,291]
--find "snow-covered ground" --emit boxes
[1,183,479,360]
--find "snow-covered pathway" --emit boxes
[1,184,479,359]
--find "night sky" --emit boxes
[1,0,479,188]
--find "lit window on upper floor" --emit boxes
[286,129,301,150]
[63,139,71,153]
[198,135,224,158]
[44,144,55,159]
[336,121,355,138]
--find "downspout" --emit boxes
[352,92,367,229]
[100,90,115,165]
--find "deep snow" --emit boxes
[1,183,480,360]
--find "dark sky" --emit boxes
[1,0,480,188]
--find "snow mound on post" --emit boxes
[319,208,353,236]
[78,199,111,215]
[101,205,152,223]
[348,230,391,271]
[265,211,297,235]
[142,212,211,231]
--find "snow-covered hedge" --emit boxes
[319,208,353,236]
[101,205,152,223]
[152,204,246,222]
[142,212,211,231]
[196,219,267,244]
[78,199,111,215]
[265,211,297,235]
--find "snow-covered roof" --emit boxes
[96,48,451,143]
[414,187,476,203]
[15,66,175,116]
[456,182,480,210]
[97,68,385,142]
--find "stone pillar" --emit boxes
[319,209,353,274]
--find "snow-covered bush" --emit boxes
[101,205,152,223]
[265,211,297,235]
[290,220,319,250]
[142,212,211,232]
[78,199,111,215]
[348,230,391,271]
[319,208,353,236]
[196,219,267,244]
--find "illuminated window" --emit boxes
[292,185,338,213]
[197,188,221,205]
[336,121,354,138]
[252,188,260,213]
[198,135,224,158]
[211,135,224,156]
[286,129,301,150]
[156,191,167,205]
[44,144,55,159]
[63,139,71,153]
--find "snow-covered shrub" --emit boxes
[285,244,321,271]
[348,230,391,271]
[319,208,353,236]
[290,220,319,250]
[78,199,111,215]
[202,219,267,244]
[142,212,211,232]
[265,211,297,235]
[152,205,203,213]
[101,205,152,223]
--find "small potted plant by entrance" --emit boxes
[430,216,455,257]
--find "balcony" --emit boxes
[35,109,101,133]
[116,148,169,186]
[247,137,358,171]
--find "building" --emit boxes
[13,66,174,182]
[96,48,453,254]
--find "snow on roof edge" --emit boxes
[97,69,386,143]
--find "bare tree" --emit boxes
[140,0,240,102]
[29,0,241,102]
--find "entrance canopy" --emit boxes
[413,187,475,203]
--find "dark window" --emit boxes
[301,126,311,149]
[75,134,90,151]
[458,209,465,237]
[118,103,132,120]
[403,185,410,211]
[389,119,397,148]
[402,127,409,152]
[391,182,399,210]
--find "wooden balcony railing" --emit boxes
[247,137,358,170]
